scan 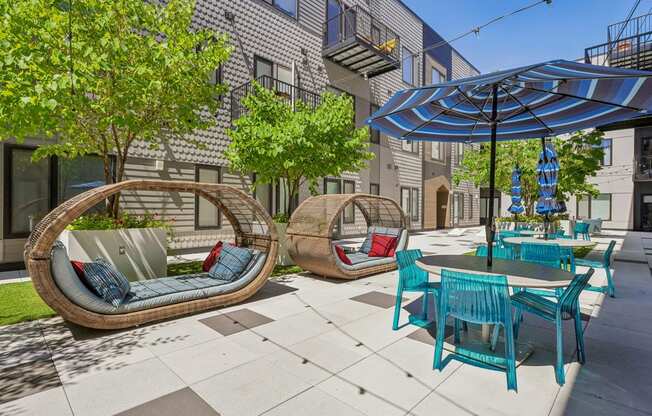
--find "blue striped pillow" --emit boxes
[209,244,253,282]
[82,258,131,307]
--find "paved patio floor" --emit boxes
[1,229,651,416]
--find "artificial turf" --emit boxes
[0,282,56,326]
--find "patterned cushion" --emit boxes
[123,274,228,303]
[334,244,352,265]
[368,234,397,257]
[82,258,131,307]
[202,241,224,272]
[209,244,253,282]
[359,226,401,253]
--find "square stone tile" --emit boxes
[350,291,405,309]
[64,357,185,416]
[338,308,415,351]
[263,387,365,416]
[136,318,223,356]
[0,321,45,354]
[255,310,334,347]
[314,298,384,326]
[406,326,454,346]
[287,330,372,375]
[0,386,73,416]
[159,337,259,384]
[115,387,219,416]
[199,309,274,336]
[192,357,312,416]
[317,375,406,416]
[0,354,60,405]
[261,349,331,385]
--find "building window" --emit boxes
[275,178,298,215]
[452,192,465,224]
[466,194,473,220]
[576,193,612,221]
[401,187,419,222]
[254,55,273,79]
[324,177,341,194]
[431,67,445,84]
[370,183,380,195]
[600,138,612,166]
[402,47,416,85]
[343,180,355,223]
[370,103,380,144]
[401,140,419,153]
[454,143,465,165]
[195,165,221,229]
[4,145,110,239]
[254,179,273,215]
[265,0,297,17]
[431,142,443,160]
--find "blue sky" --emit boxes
[403,0,652,73]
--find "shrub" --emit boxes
[67,212,173,235]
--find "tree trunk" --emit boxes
[110,153,128,219]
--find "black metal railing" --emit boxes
[322,5,400,63]
[608,12,652,43]
[230,75,321,122]
[584,31,652,70]
[635,156,652,180]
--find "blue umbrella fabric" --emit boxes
[536,143,560,215]
[508,167,525,215]
[367,59,652,265]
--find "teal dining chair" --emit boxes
[433,269,517,391]
[475,244,515,260]
[497,230,520,246]
[393,250,440,330]
[573,222,591,240]
[511,268,595,386]
[575,240,616,297]
[520,242,564,298]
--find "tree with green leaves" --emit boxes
[226,85,374,217]
[0,0,231,217]
[453,130,605,216]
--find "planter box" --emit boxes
[274,222,294,266]
[59,228,168,281]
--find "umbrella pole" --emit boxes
[540,137,549,240]
[486,84,499,267]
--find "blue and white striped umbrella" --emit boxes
[508,167,525,215]
[367,59,652,264]
[536,143,560,215]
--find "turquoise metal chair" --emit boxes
[573,222,591,240]
[511,268,595,386]
[520,242,564,297]
[475,244,515,260]
[393,250,440,330]
[497,230,520,246]
[433,269,517,391]
[575,240,616,297]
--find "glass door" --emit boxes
[641,194,652,231]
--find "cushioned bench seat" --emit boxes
[332,228,408,271]
[51,243,267,315]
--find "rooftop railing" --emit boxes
[584,31,652,70]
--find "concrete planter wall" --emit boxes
[59,228,167,281]
[274,222,294,266]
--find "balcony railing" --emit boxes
[635,156,652,180]
[230,75,321,122]
[322,5,400,78]
[585,31,652,70]
[608,12,652,43]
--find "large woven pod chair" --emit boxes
[287,194,408,279]
[24,179,278,329]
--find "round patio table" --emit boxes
[416,254,574,346]
[516,230,546,237]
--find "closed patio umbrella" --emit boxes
[536,141,560,216]
[367,59,652,265]
[508,166,525,216]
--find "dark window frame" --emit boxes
[323,177,342,194]
[274,179,299,215]
[369,183,380,195]
[400,186,420,222]
[401,139,419,154]
[4,144,115,239]
[263,0,298,18]
[430,142,443,161]
[576,193,612,221]
[194,165,222,230]
[369,103,380,144]
[402,47,416,86]
[343,179,356,224]
[254,55,274,79]
[252,174,274,215]
[600,138,613,167]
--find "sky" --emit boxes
[402,0,652,73]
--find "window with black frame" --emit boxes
[600,138,612,166]
[265,0,297,17]
[343,180,355,223]
[577,193,611,221]
[370,103,380,144]
[195,165,221,229]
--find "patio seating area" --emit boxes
[1,228,649,416]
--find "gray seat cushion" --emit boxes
[359,226,402,254]
[51,242,267,315]
[333,229,408,271]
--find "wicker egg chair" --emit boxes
[286,193,408,280]
[24,179,278,329]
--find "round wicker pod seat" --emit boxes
[24,179,278,330]
[286,194,408,280]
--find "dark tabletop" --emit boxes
[416,254,574,288]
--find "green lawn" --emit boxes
[0,282,56,326]
[167,261,303,278]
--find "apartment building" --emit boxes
[0,0,480,269]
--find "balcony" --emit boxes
[230,75,321,122]
[635,156,652,180]
[322,5,400,78]
[585,12,652,70]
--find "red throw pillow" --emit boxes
[202,241,224,272]
[368,233,397,257]
[387,236,399,257]
[334,244,352,265]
